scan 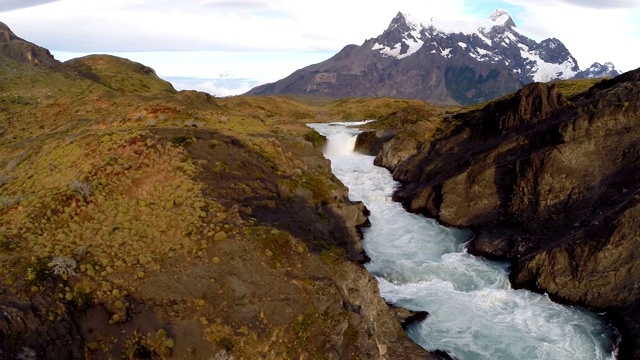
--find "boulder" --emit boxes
[354,130,396,156]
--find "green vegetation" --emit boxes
[64,55,176,94]
[302,129,327,149]
[215,337,235,352]
[550,78,605,99]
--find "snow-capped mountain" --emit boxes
[575,62,622,79]
[374,10,579,83]
[247,10,619,105]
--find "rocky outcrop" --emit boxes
[0,22,60,68]
[354,130,397,156]
[383,69,640,357]
[0,288,84,359]
[146,128,433,359]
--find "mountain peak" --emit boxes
[390,11,406,24]
[488,8,516,28]
[575,61,622,79]
[490,9,510,22]
[387,11,422,31]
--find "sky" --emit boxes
[1,0,639,96]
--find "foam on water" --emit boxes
[308,122,617,360]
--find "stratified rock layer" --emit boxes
[385,69,640,358]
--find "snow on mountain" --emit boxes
[246,9,621,106]
[426,9,514,41]
[372,12,425,59]
[575,62,622,79]
[371,9,580,83]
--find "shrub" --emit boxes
[26,257,50,284]
[0,173,15,188]
[49,256,77,279]
[170,136,192,147]
[0,195,23,210]
[215,337,234,352]
[72,286,94,311]
[122,333,154,359]
[70,180,93,197]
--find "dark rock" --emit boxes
[0,289,84,359]
[389,305,430,329]
[354,130,397,156]
[400,311,429,330]
[433,349,459,360]
[0,21,61,68]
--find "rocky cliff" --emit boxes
[376,69,640,358]
[0,21,60,68]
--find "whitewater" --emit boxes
[308,121,616,360]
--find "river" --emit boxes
[308,121,617,360]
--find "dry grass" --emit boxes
[0,128,217,318]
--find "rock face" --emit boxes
[246,10,616,106]
[354,130,397,156]
[0,21,60,68]
[0,289,84,359]
[383,69,640,357]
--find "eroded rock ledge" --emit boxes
[378,69,640,358]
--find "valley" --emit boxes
[1,9,639,359]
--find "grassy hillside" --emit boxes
[0,53,440,359]
[64,55,177,94]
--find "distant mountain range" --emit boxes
[246,10,622,105]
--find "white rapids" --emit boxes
[308,121,617,360]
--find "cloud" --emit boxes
[200,0,272,9]
[0,0,59,12]
[165,76,260,97]
[0,0,472,53]
[554,0,640,9]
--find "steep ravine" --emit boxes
[320,122,614,359]
[363,69,640,358]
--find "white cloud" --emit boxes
[552,0,640,9]
[2,0,470,52]
[0,0,59,12]
[165,76,261,97]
